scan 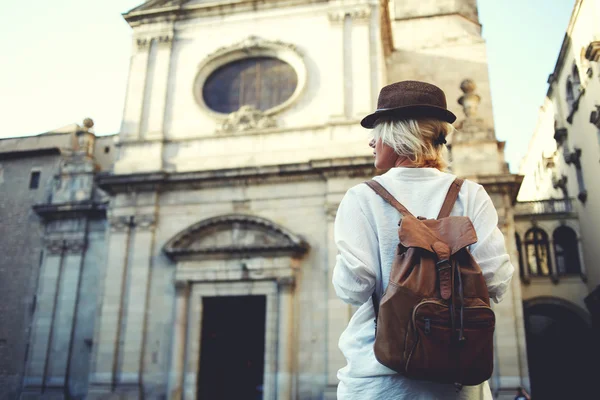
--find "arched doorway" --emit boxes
[523,298,596,399]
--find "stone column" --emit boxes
[324,203,350,398]
[23,239,65,391]
[277,277,295,400]
[120,39,151,139]
[350,6,374,117]
[491,195,530,398]
[118,214,157,389]
[143,34,173,140]
[548,238,559,283]
[167,282,190,400]
[88,216,132,393]
[46,238,86,390]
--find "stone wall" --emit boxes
[0,154,61,399]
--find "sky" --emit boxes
[0,0,576,172]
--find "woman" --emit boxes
[332,81,514,399]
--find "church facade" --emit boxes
[2,0,596,399]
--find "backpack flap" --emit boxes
[398,215,478,256]
[398,215,478,300]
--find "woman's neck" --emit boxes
[394,156,417,168]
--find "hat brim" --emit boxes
[360,105,457,129]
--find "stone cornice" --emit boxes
[96,157,376,194]
[124,0,329,27]
[33,200,108,220]
[0,147,60,160]
[467,174,524,205]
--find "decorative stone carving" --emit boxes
[589,105,600,128]
[328,6,372,22]
[325,203,339,222]
[564,147,582,169]
[585,40,600,62]
[136,34,173,50]
[553,127,568,146]
[65,238,86,254]
[277,276,296,289]
[135,214,156,230]
[75,118,96,157]
[552,174,568,197]
[45,238,65,255]
[458,79,481,119]
[217,105,277,133]
[164,214,309,260]
[109,215,132,232]
[454,79,496,143]
[206,35,299,60]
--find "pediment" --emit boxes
[128,0,187,13]
[164,214,309,260]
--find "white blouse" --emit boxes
[332,167,514,400]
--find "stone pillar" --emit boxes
[167,282,190,400]
[548,238,559,283]
[88,216,132,394]
[351,7,374,117]
[23,239,64,392]
[142,35,173,140]
[324,203,350,398]
[46,238,86,390]
[277,277,295,400]
[120,39,151,139]
[491,194,530,398]
[118,214,156,390]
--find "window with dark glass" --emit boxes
[553,226,581,275]
[525,228,551,277]
[29,171,40,189]
[572,64,581,89]
[515,233,526,281]
[203,57,298,114]
[566,79,574,112]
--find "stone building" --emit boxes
[0,122,116,399]
[515,0,600,398]
[3,0,585,398]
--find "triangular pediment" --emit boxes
[127,0,186,13]
[164,214,309,260]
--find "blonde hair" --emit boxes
[371,118,452,171]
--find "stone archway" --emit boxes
[163,214,309,400]
[523,297,596,399]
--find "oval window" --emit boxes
[202,57,298,114]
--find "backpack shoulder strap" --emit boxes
[437,178,465,219]
[364,180,414,218]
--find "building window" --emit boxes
[566,79,575,113]
[29,171,40,189]
[525,228,551,277]
[515,233,526,281]
[202,57,298,114]
[553,226,581,275]
[572,64,581,91]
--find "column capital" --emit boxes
[134,214,156,231]
[44,238,64,255]
[325,203,339,222]
[328,5,371,23]
[64,238,86,254]
[109,215,133,232]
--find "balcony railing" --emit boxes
[515,198,574,216]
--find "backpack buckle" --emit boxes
[436,259,451,270]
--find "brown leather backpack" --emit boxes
[365,178,495,390]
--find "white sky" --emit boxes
[0,0,576,172]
